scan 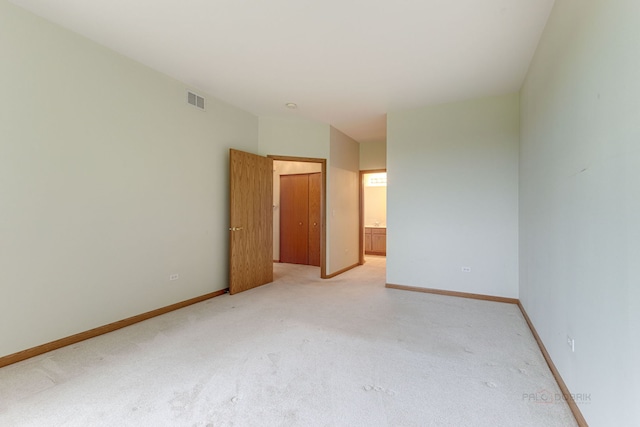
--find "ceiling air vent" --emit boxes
[187,91,205,110]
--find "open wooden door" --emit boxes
[229,149,273,294]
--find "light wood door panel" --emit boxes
[364,227,386,255]
[372,233,386,254]
[364,230,372,252]
[229,149,273,294]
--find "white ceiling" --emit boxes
[10,0,555,143]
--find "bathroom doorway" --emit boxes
[359,170,387,264]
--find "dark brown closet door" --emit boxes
[280,174,309,264]
[308,173,321,266]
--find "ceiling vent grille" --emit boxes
[187,91,205,110]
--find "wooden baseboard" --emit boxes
[323,262,359,279]
[0,289,228,369]
[0,281,589,427]
[385,283,519,304]
[517,302,588,426]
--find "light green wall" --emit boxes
[387,94,520,298]
[360,141,386,170]
[257,116,330,159]
[0,1,258,358]
[519,0,640,424]
[328,127,360,273]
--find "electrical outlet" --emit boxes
[169,274,179,281]
[566,335,575,352]
[461,267,471,273]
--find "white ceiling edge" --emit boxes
[9,0,556,143]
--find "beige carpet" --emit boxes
[0,256,577,426]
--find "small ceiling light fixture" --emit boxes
[285,102,298,109]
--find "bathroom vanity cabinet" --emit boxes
[364,227,386,255]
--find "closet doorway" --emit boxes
[271,156,326,276]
